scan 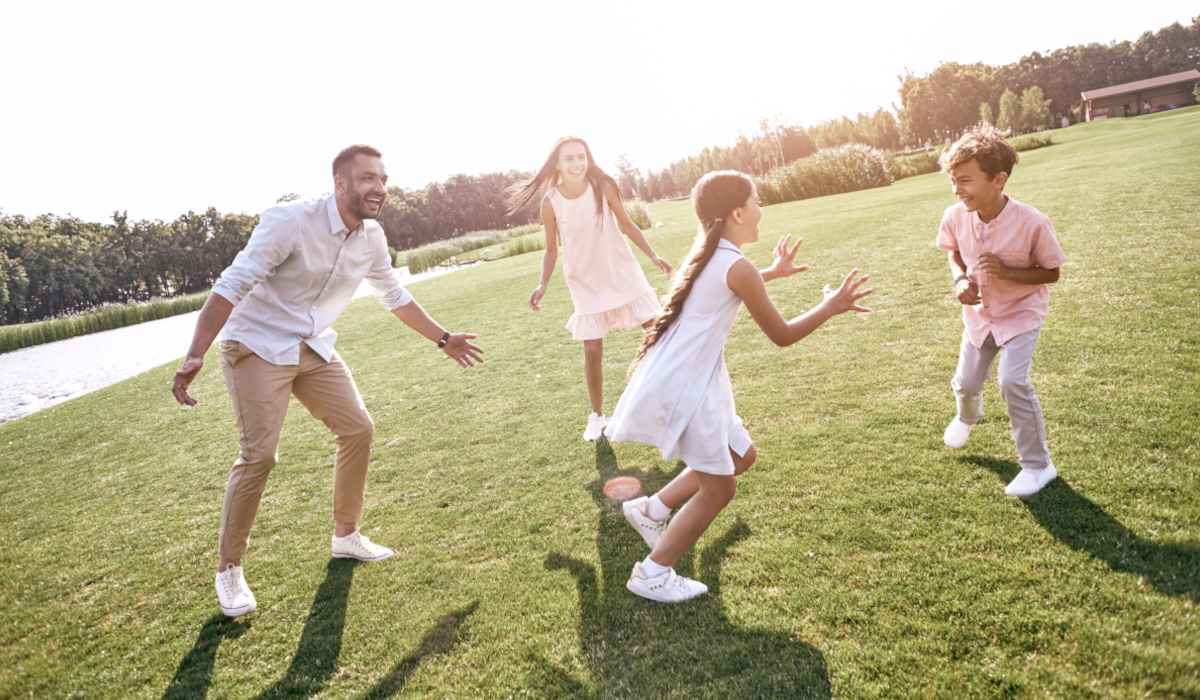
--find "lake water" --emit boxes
[0,265,473,424]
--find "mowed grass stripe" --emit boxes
[0,108,1197,698]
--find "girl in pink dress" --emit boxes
[508,136,674,441]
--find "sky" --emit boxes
[2,0,1196,223]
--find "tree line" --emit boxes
[4,15,1194,327]
[1,210,257,325]
[612,14,1199,200]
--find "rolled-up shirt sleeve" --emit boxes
[365,237,413,310]
[211,206,296,305]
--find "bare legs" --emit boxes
[582,338,604,415]
[582,321,654,417]
[648,445,757,567]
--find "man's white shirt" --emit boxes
[211,193,412,365]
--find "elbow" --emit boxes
[1047,267,1060,284]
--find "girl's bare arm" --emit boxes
[529,198,559,311]
[603,185,673,276]
[727,258,872,347]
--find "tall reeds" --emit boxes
[402,224,543,274]
[755,143,892,206]
[0,291,210,355]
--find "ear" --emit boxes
[731,205,745,224]
[992,171,1009,190]
[333,173,347,194]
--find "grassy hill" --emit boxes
[1,108,1197,698]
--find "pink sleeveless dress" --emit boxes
[544,184,660,340]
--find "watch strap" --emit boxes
[437,331,450,349]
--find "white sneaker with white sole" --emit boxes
[215,565,257,617]
[943,417,974,449]
[626,562,708,603]
[584,413,607,442]
[622,496,668,549]
[331,530,394,562]
[1005,464,1057,497]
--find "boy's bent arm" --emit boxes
[949,251,980,305]
[977,252,1059,285]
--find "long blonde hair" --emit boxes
[634,170,754,366]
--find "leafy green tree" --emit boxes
[997,89,1020,132]
[1019,86,1053,132]
[980,101,995,125]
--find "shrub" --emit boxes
[1006,132,1053,152]
[883,149,942,181]
[624,199,653,229]
[754,143,891,206]
[0,291,210,355]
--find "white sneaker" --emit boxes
[1005,464,1057,497]
[622,496,668,549]
[943,417,974,449]
[626,562,708,603]
[215,565,257,617]
[583,412,607,442]
[331,530,394,562]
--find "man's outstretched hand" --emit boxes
[443,333,484,367]
[173,356,204,405]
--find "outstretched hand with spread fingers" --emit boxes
[764,235,809,281]
[822,269,874,314]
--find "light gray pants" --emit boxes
[951,328,1052,471]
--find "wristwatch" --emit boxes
[953,273,970,286]
[437,331,450,349]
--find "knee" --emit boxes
[733,445,757,476]
[583,340,603,361]
[997,369,1032,397]
[336,411,375,444]
[704,476,737,506]
[952,373,985,394]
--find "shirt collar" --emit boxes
[974,194,1013,227]
[326,193,364,238]
[717,238,741,252]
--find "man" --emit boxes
[172,145,483,617]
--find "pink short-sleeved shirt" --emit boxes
[936,196,1065,348]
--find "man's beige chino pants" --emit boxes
[218,340,374,560]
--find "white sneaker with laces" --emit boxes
[626,562,708,603]
[622,496,668,549]
[331,530,394,562]
[943,417,974,449]
[583,412,607,442]
[1005,464,1057,497]
[215,565,257,617]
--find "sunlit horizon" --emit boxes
[1,0,1196,223]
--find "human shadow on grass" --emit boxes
[964,456,1200,602]
[255,558,360,700]
[359,601,478,699]
[161,615,250,700]
[533,439,830,698]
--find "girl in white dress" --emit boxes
[604,170,873,603]
[508,137,673,441]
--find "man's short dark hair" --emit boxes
[333,145,383,178]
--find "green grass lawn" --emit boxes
[2,108,1197,699]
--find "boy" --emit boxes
[935,123,1065,497]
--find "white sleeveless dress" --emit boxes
[604,239,752,475]
[544,184,660,341]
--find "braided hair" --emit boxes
[633,170,754,367]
